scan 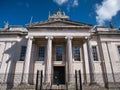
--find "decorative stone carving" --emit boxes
[48,8,69,20]
[1,21,9,30]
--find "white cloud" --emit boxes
[53,0,68,5]
[53,0,79,12]
[95,0,120,25]
[73,0,78,6]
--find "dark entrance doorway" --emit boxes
[53,66,65,85]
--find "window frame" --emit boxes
[117,46,120,54]
[55,45,63,61]
[38,46,45,61]
[92,46,98,61]
[73,45,81,61]
[19,46,27,61]
[117,45,120,59]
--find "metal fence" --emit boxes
[0,72,120,90]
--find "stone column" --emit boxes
[22,36,33,84]
[83,41,90,83]
[81,45,87,84]
[45,36,53,85]
[65,36,73,83]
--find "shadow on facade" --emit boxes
[4,41,18,89]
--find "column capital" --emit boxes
[85,36,92,40]
[45,36,53,40]
[26,36,34,40]
[85,36,90,39]
[65,36,73,40]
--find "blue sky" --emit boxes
[0,0,120,27]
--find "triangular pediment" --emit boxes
[26,19,92,29]
[36,21,80,27]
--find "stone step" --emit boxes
[6,84,35,90]
[51,85,66,89]
[82,84,109,90]
[0,84,119,90]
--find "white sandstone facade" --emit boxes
[0,9,120,89]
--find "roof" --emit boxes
[91,26,120,35]
[0,25,28,35]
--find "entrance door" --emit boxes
[53,66,65,85]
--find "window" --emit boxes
[0,44,1,68]
[38,46,45,61]
[20,46,26,61]
[92,46,98,61]
[117,46,120,55]
[56,46,63,61]
[73,46,80,61]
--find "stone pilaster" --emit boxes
[22,36,33,84]
[96,35,108,88]
[0,42,11,83]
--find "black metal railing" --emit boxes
[35,70,43,90]
[35,70,39,90]
[79,70,82,90]
[75,70,82,90]
[0,73,120,90]
[75,70,78,90]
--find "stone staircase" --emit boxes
[82,84,108,90]
[0,84,119,90]
[11,84,35,90]
[51,85,67,90]
[43,84,116,90]
[0,84,35,90]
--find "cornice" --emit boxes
[27,26,92,30]
[91,30,120,36]
[0,31,28,36]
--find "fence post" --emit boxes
[40,70,43,90]
[35,70,39,90]
[75,70,78,90]
[79,70,82,90]
[66,82,68,90]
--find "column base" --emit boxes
[20,82,30,86]
[43,82,51,89]
[88,81,97,85]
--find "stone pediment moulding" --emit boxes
[27,20,92,27]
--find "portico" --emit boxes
[20,9,94,86]
[20,34,93,85]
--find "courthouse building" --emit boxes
[0,9,120,89]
